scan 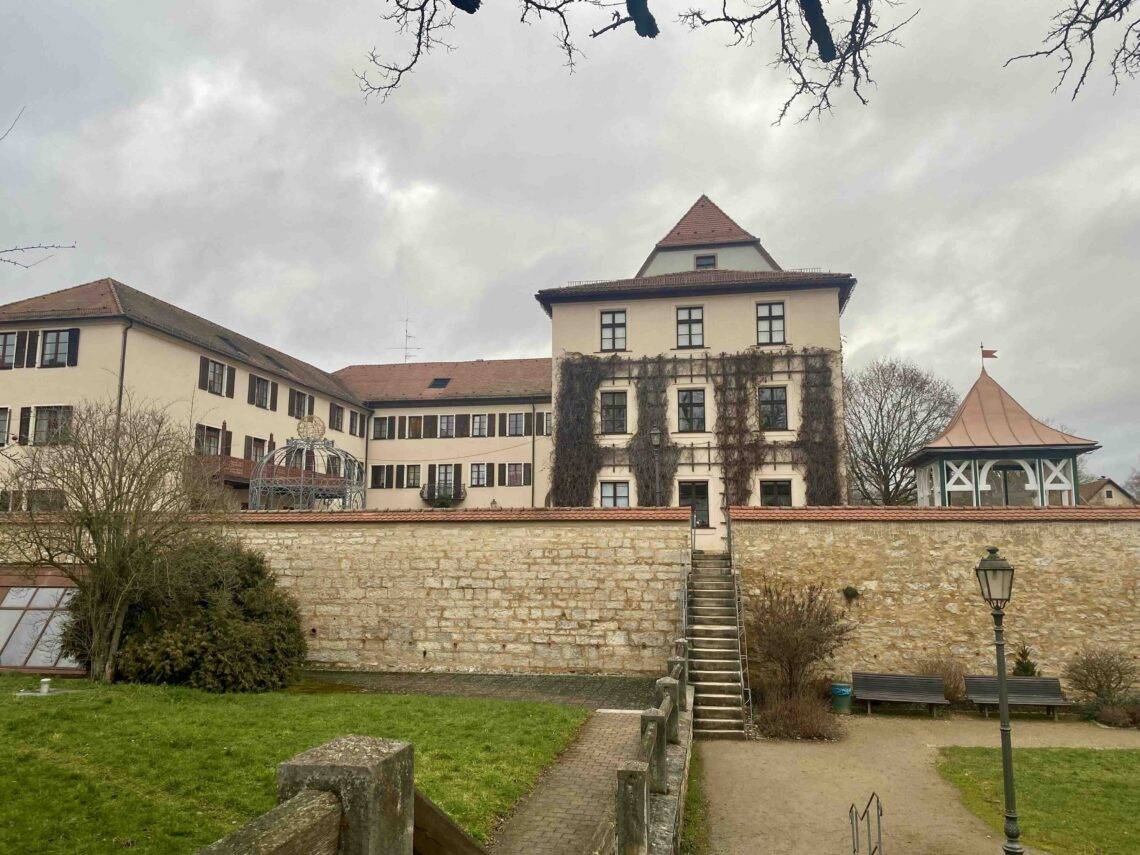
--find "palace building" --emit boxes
[0,197,856,549]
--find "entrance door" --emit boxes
[678,481,710,528]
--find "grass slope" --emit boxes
[937,747,1139,855]
[0,674,587,853]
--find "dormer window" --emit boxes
[428,377,450,388]
[694,254,717,270]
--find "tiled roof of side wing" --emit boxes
[334,357,552,403]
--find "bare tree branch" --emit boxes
[0,243,77,269]
[1006,0,1140,98]
[0,106,26,144]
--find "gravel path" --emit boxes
[700,714,1140,854]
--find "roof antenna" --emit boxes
[384,316,421,363]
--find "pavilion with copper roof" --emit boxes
[904,368,1099,507]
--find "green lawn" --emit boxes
[680,749,712,855]
[937,747,1140,855]
[0,674,588,854]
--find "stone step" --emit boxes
[689,647,739,660]
[690,604,736,613]
[693,705,744,721]
[694,691,744,704]
[689,658,740,671]
[689,615,737,626]
[688,625,738,638]
[689,594,735,604]
[690,669,742,682]
[689,637,740,650]
[694,729,747,741]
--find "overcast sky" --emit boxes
[3,1,1138,480]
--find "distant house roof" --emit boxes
[0,278,361,404]
[334,358,552,405]
[1079,477,1136,504]
[535,269,855,315]
[634,195,782,276]
[905,369,1098,465]
[656,195,759,248]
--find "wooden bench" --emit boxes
[964,676,1071,720]
[852,672,949,715]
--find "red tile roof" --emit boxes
[334,358,551,404]
[656,195,758,248]
[906,369,1097,463]
[536,269,855,315]
[1079,477,1137,504]
[234,507,691,523]
[0,279,361,404]
[729,506,1140,522]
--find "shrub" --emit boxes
[110,541,306,692]
[1063,648,1137,704]
[1012,644,1039,677]
[746,583,853,699]
[916,655,967,702]
[755,695,842,740]
[1095,706,1133,728]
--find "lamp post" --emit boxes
[649,427,662,506]
[975,546,1023,855]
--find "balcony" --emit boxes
[419,482,467,508]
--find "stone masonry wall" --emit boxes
[731,512,1139,681]
[236,514,690,674]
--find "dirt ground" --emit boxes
[699,714,1140,854]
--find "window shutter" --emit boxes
[25,331,38,368]
[222,430,233,457]
[524,412,533,436]
[247,375,256,404]
[456,414,470,438]
[424,414,438,438]
[487,413,496,437]
[396,465,405,489]
[523,463,532,486]
[307,395,314,416]
[486,463,495,487]
[14,332,26,368]
[498,463,507,486]
[66,329,80,366]
[329,402,336,424]
[498,413,507,436]
[427,463,436,486]
[398,416,406,439]
[225,366,236,398]
[199,356,209,390]
[453,463,462,487]
[535,412,544,436]
[385,464,394,489]
[370,465,381,489]
[270,383,278,411]
[18,407,31,445]
[194,423,205,453]
[268,435,276,452]
[244,436,253,459]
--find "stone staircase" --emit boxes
[686,550,748,739]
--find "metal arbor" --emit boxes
[248,416,365,511]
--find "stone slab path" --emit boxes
[489,710,642,855]
[699,714,1140,854]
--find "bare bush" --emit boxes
[915,655,967,702]
[755,695,842,740]
[746,582,853,700]
[1063,647,1137,703]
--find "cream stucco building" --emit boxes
[0,197,854,538]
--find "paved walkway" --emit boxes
[305,670,654,709]
[489,710,642,855]
[700,714,1140,854]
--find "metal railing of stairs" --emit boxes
[728,550,753,729]
[849,792,884,854]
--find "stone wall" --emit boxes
[235,508,691,674]
[730,507,1140,680]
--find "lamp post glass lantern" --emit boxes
[975,546,1023,855]
[649,427,662,506]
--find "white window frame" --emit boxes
[439,415,456,438]
[470,463,488,487]
[507,413,525,436]
[471,414,489,437]
[756,301,786,346]
[600,481,630,508]
[507,463,524,486]
[206,359,226,396]
[600,310,627,352]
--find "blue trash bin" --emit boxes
[831,682,853,714]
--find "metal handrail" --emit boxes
[730,552,753,728]
[849,792,884,855]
